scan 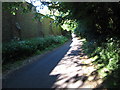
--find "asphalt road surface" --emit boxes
[3,41,72,88]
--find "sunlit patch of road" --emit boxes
[50,35,103,88]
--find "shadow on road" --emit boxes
[48,38,91,88]
[3,38,101,89]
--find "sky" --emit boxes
[25,0,50,15]
[24,0,76,31]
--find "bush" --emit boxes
[82,38,120,88]
[2,36,68,64]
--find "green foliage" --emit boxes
[74,18,95,40]
[2,36,68,64]
[2,2,34,15]
[45,2,120,88]
[82,38,120,88]
[46,2,120,43]
[61,20,77,31]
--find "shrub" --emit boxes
[2,36,68,64]
[82,38,120,88]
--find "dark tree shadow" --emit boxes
[93,68,120,89]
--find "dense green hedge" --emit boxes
[2,36,68,64]
[82,38,120,88]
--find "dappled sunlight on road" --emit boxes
[50,37,103,88]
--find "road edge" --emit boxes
[2,40,72,79]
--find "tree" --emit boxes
[42,2,120,43]
[2,2,34,15]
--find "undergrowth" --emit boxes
[2,35,68,64]
[82,38,120,88]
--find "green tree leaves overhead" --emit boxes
[44,2,120,42]
[2,2,34,15]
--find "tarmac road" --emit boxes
[3,41,72,88]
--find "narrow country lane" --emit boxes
[3,37,101,89]
[3,40,72,88]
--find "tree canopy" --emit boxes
[43,2,120,44]
[3,2,120,43]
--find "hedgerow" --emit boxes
[82,38,120,88]
[2,36,68,64]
